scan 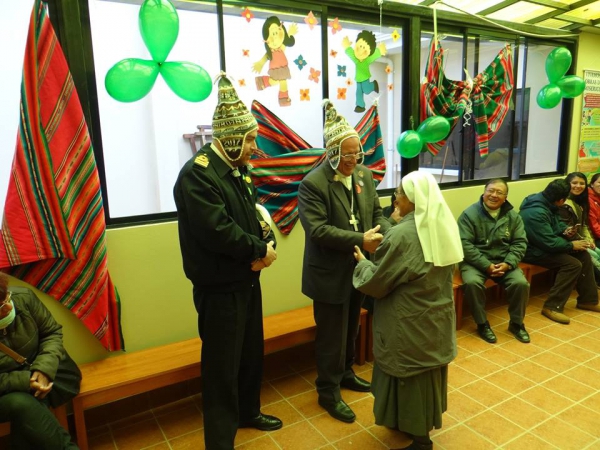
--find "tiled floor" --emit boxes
[87,292,600,450]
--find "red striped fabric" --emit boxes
[0,0,123,351]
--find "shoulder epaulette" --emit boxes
[194,154,210,168]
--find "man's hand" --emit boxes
[486,263,509,278]
[572,240,589,251]
[262,241,277,267]
[30,371,53,399]
[354,245,365,262]
[251,260,266,272]
[363,225,383,253]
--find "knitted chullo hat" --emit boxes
[212,73,258,162]
[322,99,363,170]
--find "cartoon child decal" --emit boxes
[342,31,386,113]
[253,16,298,107]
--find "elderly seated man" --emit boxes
[458,179,530,344]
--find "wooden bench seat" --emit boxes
[453,262,549,329]
[72,305,367,449]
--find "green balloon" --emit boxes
[545,47,572,84]
[416,115,451,144]
[536,84,562,109]
[396,131,423,158]
[160,62,213,102]
[139,0,179,63]
[557,75,585,98]
[105,58,159,102]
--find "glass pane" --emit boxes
[328,19,403,191]
[89,0,220,218]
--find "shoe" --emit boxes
[340,375,371,392]
[476,321,497,343]
[508,321,530,343]
[373,80,379,93]
[354,106,365,113]
[541,308,570,324]
[393,440,433,450]
[318,398,356,423]
[239,413,282,431]
[576,303,600,312]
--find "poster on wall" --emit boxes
[576,69,600,174]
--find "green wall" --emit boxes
[13,31,600,365]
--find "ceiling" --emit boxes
[388,0,600,35]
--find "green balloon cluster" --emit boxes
[537,47,585,109]
[105,0,212,103]
[396,116,451,159]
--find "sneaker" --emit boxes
[508,321,530,343]
[576,303,600,312]
[476,321,497,343]
[542,308,570,324]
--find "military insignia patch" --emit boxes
[245,176,252,184]
[194,154,209,168]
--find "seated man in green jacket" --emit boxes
[458,179,530,344]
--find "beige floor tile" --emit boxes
[235,426,267,445]
[477,345,524,366]
[262,400,304,428]
[270,421,328,450]
[452,354,502,377]
[309,413,362,442]
[510,360,558,384]
[458,378,512,408]
[432,424,496,450]
[465,410,525,446]
[339,387,370,404]
[261,381,284,406]
[88,432,116,450]
[155,403,203,439]
[235,435,280,449]
[111,418,166,450]
[445,391,487,422]
[569,312,600,327]
[366,425,412,449]
[353,366,372,381]
[520,315,551,332]
[581,392,600,414]
[539,323,583,341]
[491,397,551,429]
[457,334,498,354]
[145,443,171,449]
[585,440,600,450]
[551,342,597,363]
[499,338,545,358]
[531,416,596,450]
[564,365,600,390]
[350,396,376,428]
[270,373,315,398]
[518,385,573,415]
[169,428,205,450]
[484,369,535,395]
[502,432,560,450]
[447,363,480,389]
[585,355,600,371]
[571,334,600,354]
[530,350,579,373]
[527,331,563,350]
[286,390,323,419]
[541,374,596,402]
[557,404,600,438]
[298,367,318,388]
[332,429,388,449]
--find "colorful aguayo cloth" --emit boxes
[0,0,123,351]
[250,100,386,235]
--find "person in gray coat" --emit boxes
[458,179,530,344]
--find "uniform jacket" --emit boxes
[353,212,456,378]
[0,287,64,395]
[298,161,390,304]
[458,197,527,272]
[173,144,274,292]
[519,192,572,260]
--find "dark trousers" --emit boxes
[194,283,264,450]
[461,264,530,325]
[313,289,363,403]
[525,251,598,311]
[0,392,78,450]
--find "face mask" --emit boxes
[0,300,16,329]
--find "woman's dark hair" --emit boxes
[0,273,7,301]
[591,172,600,185]
[566,172,589,214]
[262,16,295,60]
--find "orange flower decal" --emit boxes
[241,7,254,23]
[239,79,246,87]
[242,49,250,57]
[385,65,392,74]
[337,88,347,100]
[309,67,321,83]
[304,11,318,30]
[330,49,338,58]
[388,84,393,91]
[346,78,353,86]
[300,89,310,101]
[329,17,342,34]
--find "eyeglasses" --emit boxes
[485,188,507,197]
[340,152,364,161]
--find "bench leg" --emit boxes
[53,405,68,431]
[72,398,88,450]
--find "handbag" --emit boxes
[0,341,82,408]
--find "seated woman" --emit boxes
[352,171,463,450]
[0,273,79,449]
[587,173,600,248]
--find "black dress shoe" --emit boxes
[318,398,356,423]
[476,321,497,343]
[340,375,371,392]
[508,321,530,343]
[239,413,282,431]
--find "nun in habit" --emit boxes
[353,171,463,450]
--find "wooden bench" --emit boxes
[453,262,549,329]
[72,305,367,449]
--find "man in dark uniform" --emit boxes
[298,99,390,423]
[173,74,281,450]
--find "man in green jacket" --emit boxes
[458,179,530,343]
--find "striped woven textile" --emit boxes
[0,0,123,351]
[250,100,386,235]
[420,39,513,157]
